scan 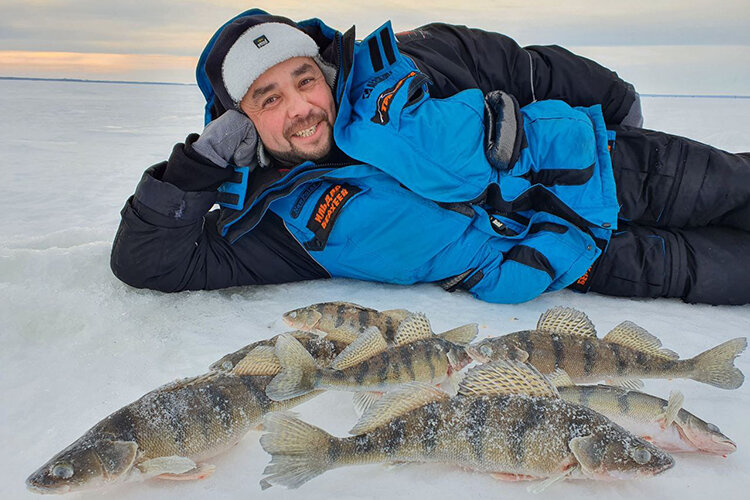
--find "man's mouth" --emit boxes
[291,121,323,140]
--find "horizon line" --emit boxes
[2,76,749,99]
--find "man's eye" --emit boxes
[263,96,278,107]
[300,78,314,87]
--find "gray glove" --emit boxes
[484,90,523,171]
[621,84,644,128]
[192,109,258,168]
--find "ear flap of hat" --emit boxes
[197,8,271,124]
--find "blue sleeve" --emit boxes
[465,217,599,303]
[334,22,498,203]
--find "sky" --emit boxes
[1,0,749,94]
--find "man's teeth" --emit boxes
[293,124,317,138]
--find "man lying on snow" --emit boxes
[111,10,750,305]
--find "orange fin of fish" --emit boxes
[536,307,597,337]
[349,382,448,435]
[458,360,559,398]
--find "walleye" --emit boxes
[282,301,412,343]
[26,372,317,495]
[209,331,349,375]
[265,313,477,401]
[260,360,674,490]
[547,370,736,456]
[468,307,747,390]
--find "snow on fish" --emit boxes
[260,360,674,490]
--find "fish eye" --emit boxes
[631,448,651,465]
[51,463,74,479]
[480,345,493,357]
[288,312,297,318]
[706,423,721,433]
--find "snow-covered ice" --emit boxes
[1,79,748,499]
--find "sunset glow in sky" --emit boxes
[2,0,749,93]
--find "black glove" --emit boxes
[483,90,524,171]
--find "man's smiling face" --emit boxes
[239,57,336,165]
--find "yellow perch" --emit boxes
[209,330,349,375]
[468,307,746,389]
[260,360,674,490]
[549,370,736,456]
[282,301,411,343]
[26,333,346,495]
[266,313,477,401]
[26,372,316,495]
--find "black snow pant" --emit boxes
[585,126,750,305]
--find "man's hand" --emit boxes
[621,83,644,128]
[484,90,523,171]
[192,110,258,168]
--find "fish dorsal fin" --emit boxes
[438,323,478,346]
[602,321,679,359]
[611,378,644,391]
[393,313,433,345]
[231,345,281,375]
[349,382,449,435]
[663,391,685,428]
[546,368,576,388]
[330,326,388,370]
[380,309,411,320]
[536,307,597,337]
[458,360,559,398]
[321,327,359,345]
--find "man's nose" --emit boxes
[285,90,314,118]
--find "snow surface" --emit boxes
[1,79,748,499]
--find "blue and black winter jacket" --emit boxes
[111,9,632,303]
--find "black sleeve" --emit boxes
[110,140,329,292]
[397,23,636,125]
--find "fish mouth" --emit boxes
[676,424,737,455]
[26,478,71,495]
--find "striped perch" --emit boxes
[468,307,746,390]
[25,332,348,495]
[265,313,477,401]
[260,360,674,490]
[548,370,737,456]
[282,301,412,344]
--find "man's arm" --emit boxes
[397,23,639,125]
[110,136,329,292]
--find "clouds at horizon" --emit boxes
[1,0,748,92]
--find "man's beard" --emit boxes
[268,111,334,166]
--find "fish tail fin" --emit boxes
[689,337,747,389]
[266,334,318,401]
[260,412,339,489]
